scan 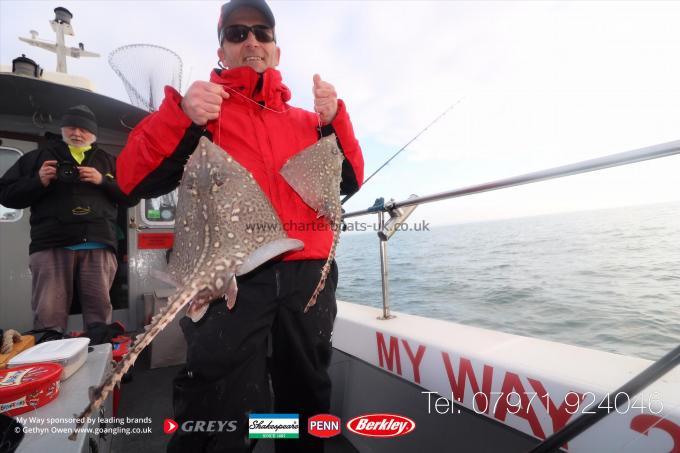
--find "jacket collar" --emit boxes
[210,66,291,110]
[44,133,98,162]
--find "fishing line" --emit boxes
[341,97,464,205]
[216,84,325,144]
[224,84,323,129]
[223,84,293,114]
[215,84,292,147]
[216,82,461,202]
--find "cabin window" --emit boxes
[0,147,23,222]
[142,189,178,225]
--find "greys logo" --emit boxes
[165,419,238,434]
[182,420,238,432]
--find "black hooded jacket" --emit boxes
[0,135,138,254]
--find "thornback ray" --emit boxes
[280,133,344,312]
[68,136,302,440]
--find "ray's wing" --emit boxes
[280,134,344,311]
[280,134,344,225]
[202,139,304,276]
[180,139,303,318]
[166,151,207,286]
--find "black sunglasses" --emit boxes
[221,24,275,44]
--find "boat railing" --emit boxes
[345,139,680,218]
[342,138,680,319]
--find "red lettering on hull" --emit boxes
[528,377,583,450]
[631,414,680,453]
[402,340,426,384]
[441,352,493,412]
[495,372,545,440]
[376,333,427,383]
[376,332,402,375]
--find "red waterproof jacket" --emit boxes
[117,66,364,261]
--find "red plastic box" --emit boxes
[0,363,62,416]
[111,335,131,362]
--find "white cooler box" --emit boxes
[8,338,90,380]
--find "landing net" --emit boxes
[108,44,183,112]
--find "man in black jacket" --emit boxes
[0,104,137,333]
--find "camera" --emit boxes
[56,161,80,183]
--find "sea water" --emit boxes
[336,201,680,360]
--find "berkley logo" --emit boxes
[308,414,341,438]
[346,413,415,438]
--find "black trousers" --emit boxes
[167,259,338,453]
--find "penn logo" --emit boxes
[346,413,416,438]
[308,414,341,438]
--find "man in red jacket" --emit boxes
[116,1,363,451]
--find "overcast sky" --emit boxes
[2,0,680,227]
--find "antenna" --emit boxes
[18,7,99,73]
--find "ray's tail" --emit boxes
[304,220,341,313]
[68,287,197,440]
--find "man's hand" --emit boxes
[313,74,338,125]
[38,160,57,187]
[78,166,103,185]
[181,81,230,126]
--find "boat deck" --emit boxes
[112,349,358,453]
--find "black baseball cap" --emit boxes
[218,0,275,44]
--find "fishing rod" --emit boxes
[528,342,680,453]
[341,97,463,205]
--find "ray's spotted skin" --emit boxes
[280,133,344,312]
[68,137,302,440]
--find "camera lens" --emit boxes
[57,162,79,183]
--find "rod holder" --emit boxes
[378,194,419,241]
